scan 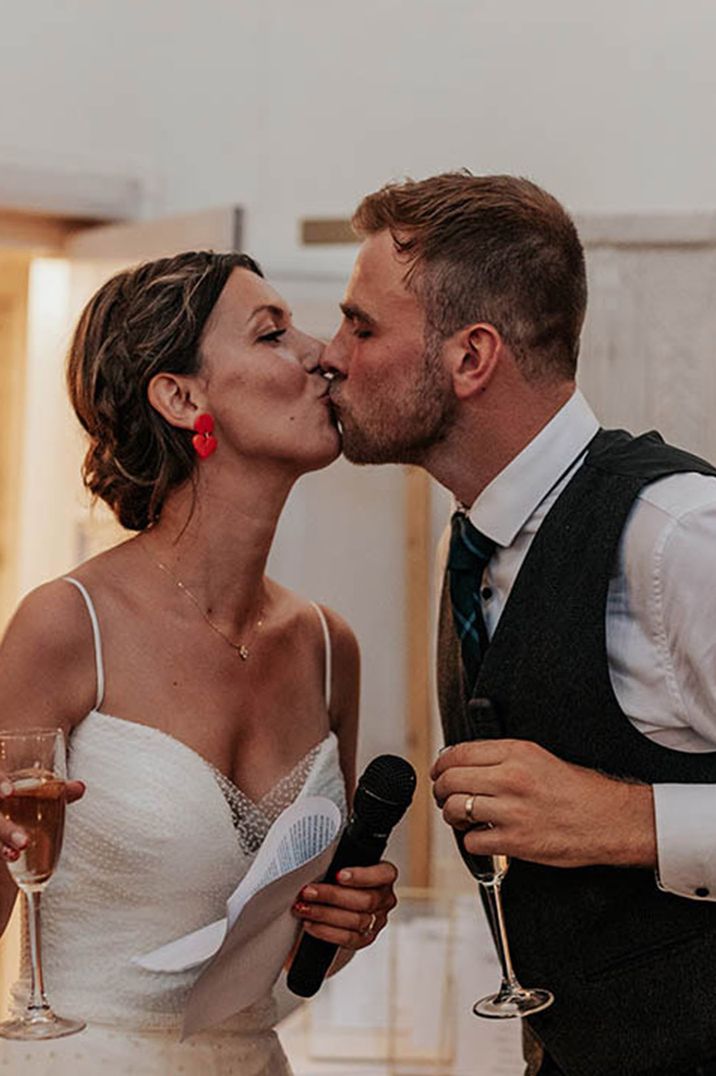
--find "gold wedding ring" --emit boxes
[464,794,477,823]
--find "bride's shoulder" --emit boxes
[3,567,115,664]
[11,542,126,640]
[311,604,359,669]
[5,533,138,643]
[0,576,101,725]
[267,581,359,665]
[6,576,93,645]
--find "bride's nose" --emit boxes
[299,332,325,374]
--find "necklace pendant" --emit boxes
[238,645,250,661]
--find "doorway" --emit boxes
[0,252,31,627]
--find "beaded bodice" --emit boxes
[211,740,326,856]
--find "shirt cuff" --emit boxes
[653,783,716,900]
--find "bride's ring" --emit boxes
[464,794,477,823]
[362,912,377,937]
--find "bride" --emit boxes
[0,251,397,1074]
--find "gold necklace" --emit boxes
[152,557,264,661]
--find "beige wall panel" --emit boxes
[580,241,716,459]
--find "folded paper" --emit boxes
[133,795,342,1035]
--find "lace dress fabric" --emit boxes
[212,741,325,857]
[1,711,347,1075]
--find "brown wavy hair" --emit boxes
[353,171,587,381]
[67,250,262,531]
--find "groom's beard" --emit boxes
[336,338,457,466]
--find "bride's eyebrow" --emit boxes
[248,303,289,324]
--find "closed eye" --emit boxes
[258,329,287,344]
[340,304,376,340]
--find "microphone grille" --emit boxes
[358,754,417,810]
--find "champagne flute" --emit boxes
[460,699,553,1019]
[0,728,85,1040]
[462,843,553,1018]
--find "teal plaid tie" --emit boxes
[448,511,496,694]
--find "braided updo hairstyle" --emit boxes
[67,250,262,531]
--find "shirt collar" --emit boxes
[462,388,600,548]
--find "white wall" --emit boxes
[2,1,716,273]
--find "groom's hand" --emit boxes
[431,739,656,870]
[292,860,398,950]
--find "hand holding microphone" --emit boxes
[288,753,416,998]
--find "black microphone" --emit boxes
[287,753,417,998]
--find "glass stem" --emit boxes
[480,879,521,992]
[24,891,49,1014]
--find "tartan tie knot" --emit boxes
[447,511,497,693]
[448,511,496,574]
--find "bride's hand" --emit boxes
[1,777,86,864]
[292,860,398,949]
[65,781,87,804]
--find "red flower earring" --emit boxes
[192,413,217,459]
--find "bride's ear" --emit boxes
[147,373,202,430]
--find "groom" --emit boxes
[320,172,716,1076]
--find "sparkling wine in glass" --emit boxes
[461,699,554,1019]
[0,728,85,1040]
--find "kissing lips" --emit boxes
[318,390,341,434]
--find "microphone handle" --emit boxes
[286,827,389,998]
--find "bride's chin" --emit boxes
[293,430,342,474]
[319,432,343,467]
[319,434,342,467]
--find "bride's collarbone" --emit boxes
[110,596,322,679]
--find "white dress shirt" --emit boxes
[456,389,716,901]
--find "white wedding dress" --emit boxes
[0,579,347,1075]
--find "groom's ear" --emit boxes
[447,322,503,400]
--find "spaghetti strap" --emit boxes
[63,577,105,710]
[310,602,332,710]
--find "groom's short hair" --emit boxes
[352,171,587,382]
